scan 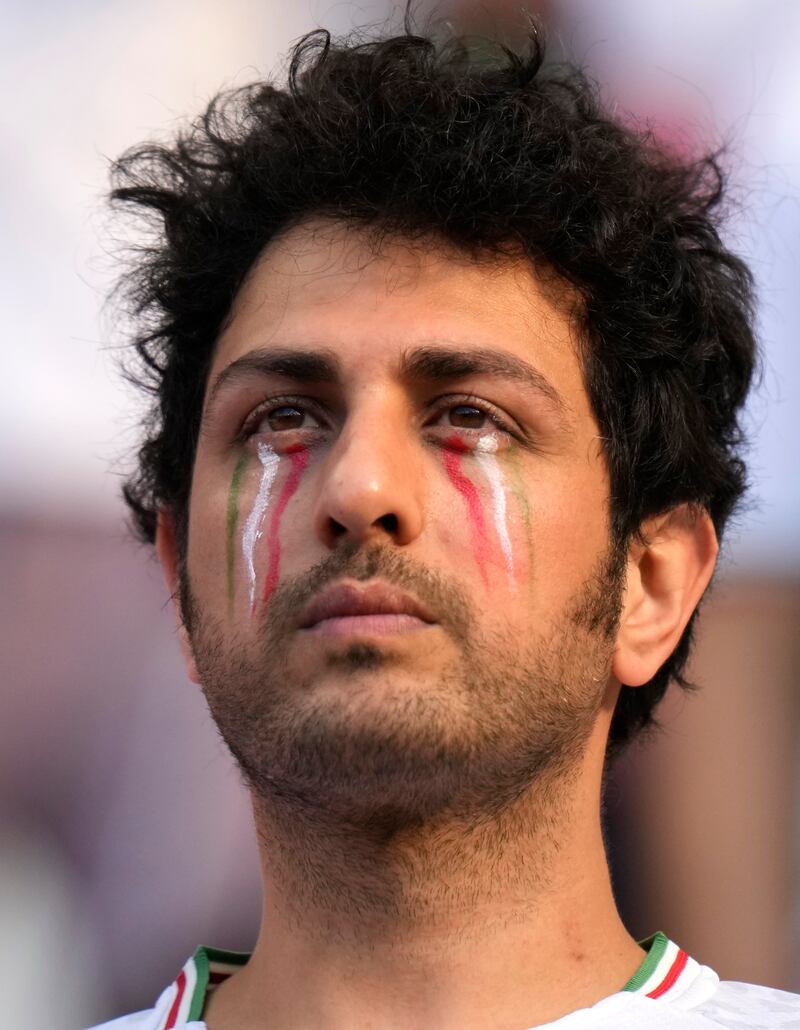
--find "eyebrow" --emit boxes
[401,346,569,416]
[206,343,568,417]
[206,347,341,408]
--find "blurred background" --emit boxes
[2,1,798,1025]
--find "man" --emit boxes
[93,20,800,1030]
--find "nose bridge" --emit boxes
[315,386,424,546]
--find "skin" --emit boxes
[225,450,248,609]
[156,220,718,1030]
[440,438,493,588]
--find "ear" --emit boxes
[613,505,718,688]
[155,510,201,685]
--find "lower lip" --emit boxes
[304,613,433,636]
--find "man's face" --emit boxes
[180,221,623,829]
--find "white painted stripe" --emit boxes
[475,439,514,579]
[242,442,279,609]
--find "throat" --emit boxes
[204,749,642,1030]
[252,770,577,950]
[207,789,641,1030]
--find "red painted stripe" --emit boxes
[647,949,688,999]
[443,443,490,587]
[260,446,309,609]
[164,969,186,1029]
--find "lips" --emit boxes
[298,581,437,631]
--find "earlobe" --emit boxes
[155,511,201,685]
[612,506,718,688]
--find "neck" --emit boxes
[204,732,644,1030]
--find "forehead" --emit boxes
[210,219,586,405]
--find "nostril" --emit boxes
[329,517,348,539]
[322,509,406,546]
[379,513,399,535]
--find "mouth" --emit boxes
[298,580,438,637]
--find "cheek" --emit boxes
[439,442,534,590]
[220,443,310,618]
[441,446,492,588]
[186,458,240,602]
[502,451,535,584]
[226,451,251,606]
[258,445,309,610]
[437,441,605,603]
[474,450,520,582]
[239,443,280,612]
[523,478,611,617]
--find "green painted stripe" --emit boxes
[623,932,669,992]
[226,452,249,609]
[504,446,533,576]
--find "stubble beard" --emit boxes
[182,540,625,842]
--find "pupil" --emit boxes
[450,405,484,428]
[269,406,304,430]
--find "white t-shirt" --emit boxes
[88,933,800,1029]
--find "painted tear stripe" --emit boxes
[226,451,250,609]
[261,445,309,609]
[442,438,491,588]
[504,445,533,583]
[242,442,280,613]
[474,437,514,580]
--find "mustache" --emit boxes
[262,540,474,643]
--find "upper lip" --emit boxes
[298,580,437,629]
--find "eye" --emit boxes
[447,404,489,429]
[424,395,521,453]
[428,396,514,436]
[242,399,324,439]
[265,405,309,431]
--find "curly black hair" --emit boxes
[110,25,756,756]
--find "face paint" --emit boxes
[242,442,280,613]
[474,436,514,581]
[442,437,491,588]
[504,444,533,584]
[226,451,249,610]
[261,444,310,609]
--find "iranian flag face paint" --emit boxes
[226,451,249,610]
[504,445,533,585]
[260,444,309,610]
[474,436,515,581]
[443,434,527,587]
[226,442,311,616]
[241,442,280,613]
[442,437,491,588]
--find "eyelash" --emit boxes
[430,393,517,436]
[238,393,518,441]
[238,395,326,442]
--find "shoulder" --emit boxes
[552,982,800,1029]
[690,979,800,1028]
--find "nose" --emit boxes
[313,399,425,550]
